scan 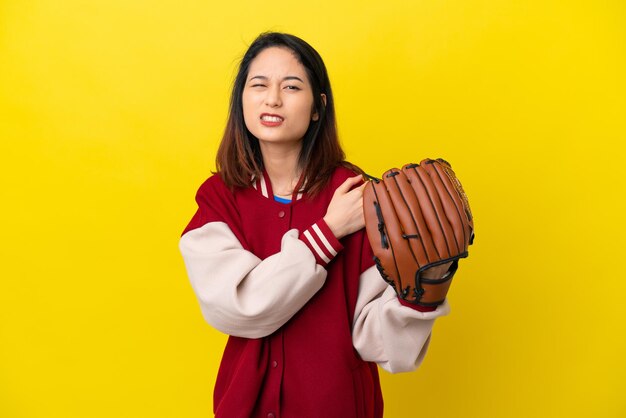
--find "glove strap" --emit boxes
[411,258,462,307]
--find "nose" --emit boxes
[265,85,282,108]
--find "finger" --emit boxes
[382,170,422,273]
[421,159,471,253]
[431,159,473,246]
[403,163,455,259]
[384,168,439,266]
[335,175,363,195]
[375,169,416,295]
[348,182,368,198]
[363,180,402,293]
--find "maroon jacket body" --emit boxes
[182,166,384,418]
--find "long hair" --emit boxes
[216,31,361,197]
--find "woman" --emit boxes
[179,32,450,418]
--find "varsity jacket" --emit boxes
[179,165,450,418]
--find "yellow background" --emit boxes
[1,0,625,417]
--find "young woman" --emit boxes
[179,32,450,418]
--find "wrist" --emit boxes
[323,215,344,239]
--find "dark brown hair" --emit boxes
[216,32,361,197]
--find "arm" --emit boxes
[321,173,449,372]
[179,219,342,339]
[352,265,450,373]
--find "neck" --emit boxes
[260,142,303,197]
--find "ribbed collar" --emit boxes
[251,169,306,202]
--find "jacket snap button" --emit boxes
[278,210,285,218]
[271,360,278,368]
[267,413,275,418]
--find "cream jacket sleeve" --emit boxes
[179,222,329,339]
[352,265,451,373]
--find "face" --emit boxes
[242,47,320,148]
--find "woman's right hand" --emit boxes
[323,175,367,239]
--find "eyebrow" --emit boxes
[249,75,305,83]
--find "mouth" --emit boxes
[260,113,284,126]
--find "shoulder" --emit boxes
[181,172,241,236]
[318,162,367,195]
[196,172,244,211]
[195,172,242,204]
[196,172,228,195]
[327,162,365,190]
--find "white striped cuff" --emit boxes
[299,219,343,267]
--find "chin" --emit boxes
[256,135,303,146]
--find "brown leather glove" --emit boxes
[363,158,474,308]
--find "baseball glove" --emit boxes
[363,158,474,307]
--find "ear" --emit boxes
[312,93,327,122]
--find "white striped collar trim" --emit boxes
[251,171,306,201]
[250,173,269,198]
